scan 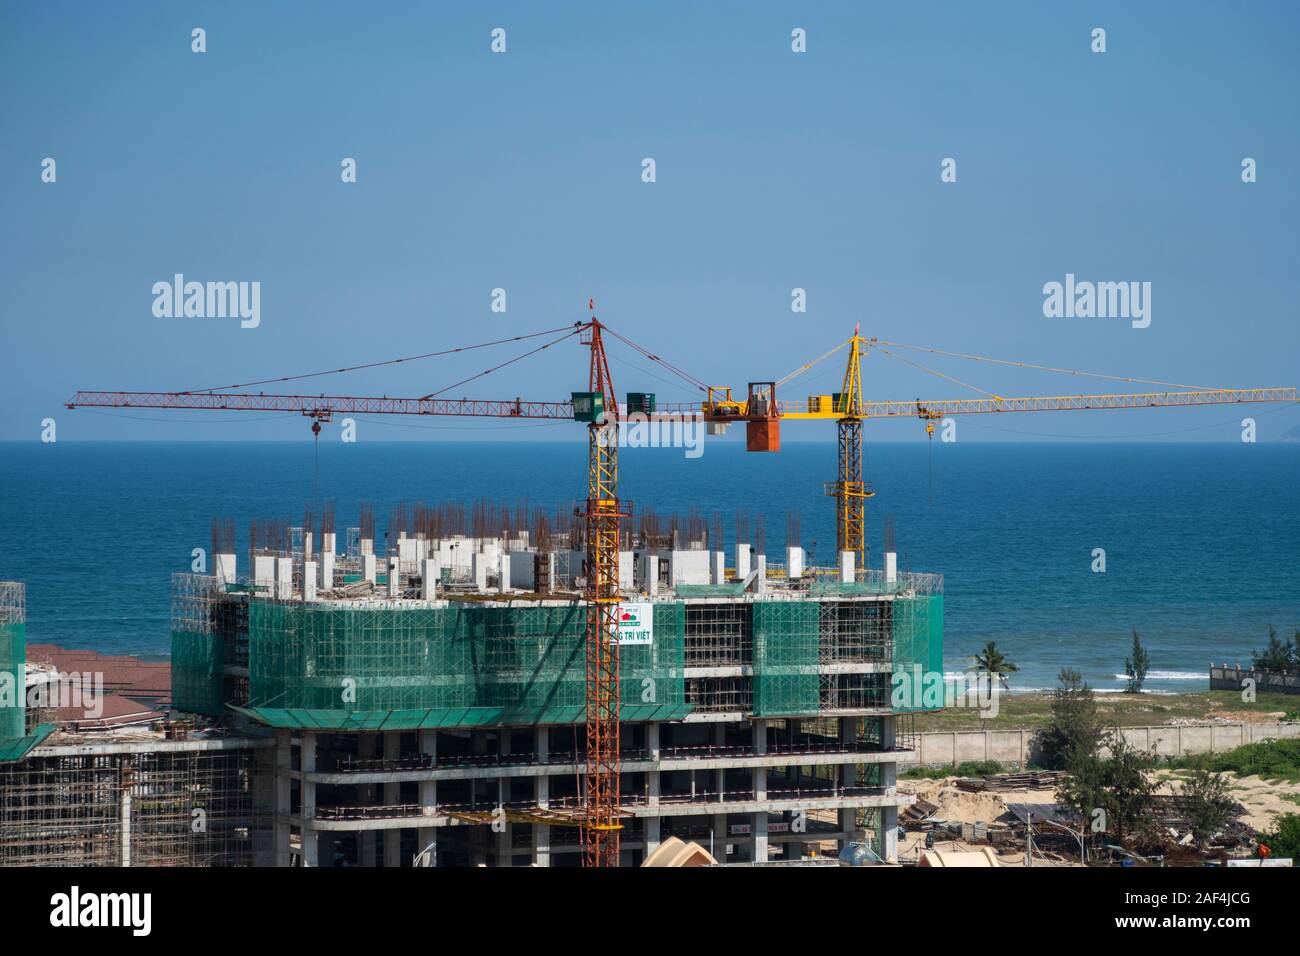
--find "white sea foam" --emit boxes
[1110,670,1204,682]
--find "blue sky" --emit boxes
[2,1,1298,442]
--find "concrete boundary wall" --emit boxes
[909,721,1300,768]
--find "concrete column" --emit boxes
[840,716,856,746]
[838,807,859,854]
[881,714,896,750]
[384,731,401,866]
[495,729,512,867]
[619,549,635,591]
[884,550,897,585]
[751,812,768,863]
[387,556,401,598]
[647,555,659,596]
[120,777,132,867]
[880,759,897,792]
[471,553,489,591]
[713,723,726,801]
[274,730,292,867]
[421,557,439,599]
[644,816,662,858]
[358,734,378,867]
[711,551,725,585]
[786,545,803,580]
[496,785,512,868]
[303,561,317,602]
[300,732,319,867]
[275,556,293,599]
[320,550,335,590]
[362,553,377,585]
[789,719,802,787]
[647,720,662,835]
[755,555,767,593]
[534,727,550,867]
[881,805,899,862]
[736,543,751,581]
[712,813,727,861]
[253,554,275,590]
[470,731,489,808]
[839,550,854,584]
[754,764,769,863]
[417,730,438,867]
[214,553,236,587]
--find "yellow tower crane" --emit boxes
[701,328,1297,565]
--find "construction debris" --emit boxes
[954,770,1067,792]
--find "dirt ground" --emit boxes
[900,775,1057,824]
[1150,769,1300,831]
[898,769,1299,864]
[896,776,1077,865]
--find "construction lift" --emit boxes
[67,312,1297,866]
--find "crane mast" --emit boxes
[825,328,873,567]
[580,317,623,867]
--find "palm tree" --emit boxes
[971,641,1020,690]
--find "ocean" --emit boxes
[1,440,1296,693]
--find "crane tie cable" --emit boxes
[419,327,582,400]
[181,325,583,394]
[602,327,709,393]
[776,341,849,388]
[873,345,1004,400]
[873,340,1217,391]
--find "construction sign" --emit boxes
[616,602,653,645]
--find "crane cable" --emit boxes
[873,345,1004,399]
[776,340,849,388]
[419,327,582,400]
[181,324,583,394]
[602,326,710,393]
[872,340,1217,391]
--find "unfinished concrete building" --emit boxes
[167,505,943,866]
[0,580,271,867]
[0,502,942,867]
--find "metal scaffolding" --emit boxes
[684,602,753,666]
[0,748,266,867]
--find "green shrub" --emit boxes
[1258,814,1300,864]
[901,759,1007,780]
[1165,737,1300,783]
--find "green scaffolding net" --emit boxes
[751,595,945,717]
[171,629,224,717]
[890,594,945,713]
[0,583,27,742]
[752,601,821,717]
[0,620,25,741]
[170,574,225,717]
[245,599,687,726]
